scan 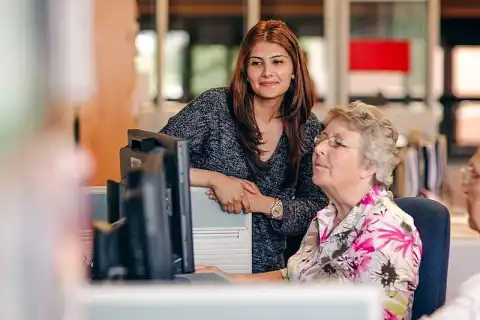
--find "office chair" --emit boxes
[284,197,451,320]
[395,197,451,320]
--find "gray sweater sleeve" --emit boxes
[160,89,219,157]
[271,118,328,236]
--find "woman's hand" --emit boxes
[209,174,259,214]
[207,186,276,215]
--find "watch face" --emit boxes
[272,206,281,218]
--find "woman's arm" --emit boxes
[229,270,284,283]
[161,89,224,189]
[190,168,222,188]
[161,92,213,159]
[269,152,328,236]
[161,89,258,212]
[269,118,328,236]
[197,266,284,283]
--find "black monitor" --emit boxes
[91,148,174,281]
[123,148,174,280]
[106,179,122,223]
[119,129,195,275]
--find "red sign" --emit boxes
[349,40,410,73]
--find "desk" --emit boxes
[85,186,252,274]
[447,239,480,301]
[81,284,382,320]
[86,185,480,302]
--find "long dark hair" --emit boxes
[229,20,315,187]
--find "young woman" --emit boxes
[161,20,327,273]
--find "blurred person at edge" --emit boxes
[421,149,480,320]
[0,11,93,320]
[160,20,327,273]
[0,110,93,320]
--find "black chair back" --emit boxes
[395,197,451,320]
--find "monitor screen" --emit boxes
[120,129,194,274]
[123,147,174,280]
[106,180,121,223]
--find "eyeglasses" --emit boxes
[314,133,355,149]
[461,166,478,185]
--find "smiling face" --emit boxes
[312,117,374,193]
[246,41,294,100]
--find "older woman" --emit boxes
[199,101,423,320]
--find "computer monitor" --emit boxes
[119,129,194,275]
[80,284,382,320]
[106,180,121,223]
[122,148,174,280]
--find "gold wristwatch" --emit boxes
[269,198,284,220]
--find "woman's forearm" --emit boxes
[189,168,223,188]
[229,270,284,283]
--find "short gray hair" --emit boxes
[325,101,400,187]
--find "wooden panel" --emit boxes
[170,0,243,5]
[137,0,480,18]
[139,0,244,16]
[170,0,243,16]
[80,0,137,186]
[139,0,480,18]
[261,5,323,16]
[138,0,480,18]
[442,0,480,17]
[442,8,480,18]
[262,0,321,4]
[169,5,244,16]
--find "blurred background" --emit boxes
[131,0,479,217]
[16,0,472,225]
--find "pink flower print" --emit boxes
[372,185,382,194]
[370,209,388,219]
[361,186,385,205]
[354,254,373,275]
[353,236,375,254]
[384,309,397,320]
[362,217,378,232]
[376,222,416,258]
[352,237,375,274]
[360,193,375,205]
[319,225,330,243]
[412,242,422,267]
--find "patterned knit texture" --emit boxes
[161,87,328,273]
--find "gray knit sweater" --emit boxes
[161,87,328,273]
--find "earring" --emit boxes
[291,74,295,79]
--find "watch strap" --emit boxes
[269,197,284,220]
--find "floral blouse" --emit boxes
[286,186,423,320]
